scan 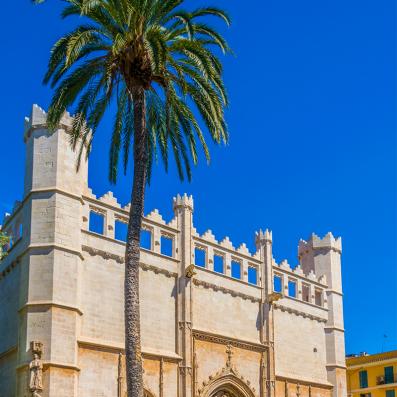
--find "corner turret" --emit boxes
[23,104,88,197]
[298,232,346,397]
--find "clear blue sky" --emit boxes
[0,1,395,355]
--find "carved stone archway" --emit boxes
[209,382,248,397]
[199,371,257,397]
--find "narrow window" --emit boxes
[385,367,394,384]
[89,211,104,235]
[302,284,310,302]
[274,275,282,293]
[315,289,323,306]
[248,266,258,285]
[160,235,173,257]
[231,260,241,279]
[386,390,395,397]
[194,247,206,268]
[16,223,23,240]
[288,280,297,298]
[140,229,152,250]
[213,254,224,274]
[115,220,128,242]
[359,370,368,389]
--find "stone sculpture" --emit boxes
[29,342,43,397]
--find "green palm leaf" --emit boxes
[42,1,231,397]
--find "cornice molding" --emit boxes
[275,375,333,389]
[1,242,83,281]
[18,301,83,316]
[346,350,397,367]
[273,303,327,323]
[78,338,182,362]
[3,188,84,229]
[193,329,266,352]
[82,244,124,263]
[192,278,261,303]
[82,245,177,278]
[17,361,80,372]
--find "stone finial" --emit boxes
[173,194,194,212]
[255,229,272,246]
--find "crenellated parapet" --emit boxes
[73,185,332,315]
[23,104,75,142]
[298,232,342,256]
[173,193,194,212]
[255,228,273,245]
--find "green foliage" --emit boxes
[44,0,231,182]
[0,231,10,260]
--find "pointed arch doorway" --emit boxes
[210,387,244,397]
[201,373,256,397]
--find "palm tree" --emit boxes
[43,1,230,396]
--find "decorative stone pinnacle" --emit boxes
[173,193,194,212]
[255,228,272,246]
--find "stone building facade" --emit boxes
[0,105,347,397]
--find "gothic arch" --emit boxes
[200,373,257,397]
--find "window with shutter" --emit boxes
[359,370,368,388]
[385,367,394,384]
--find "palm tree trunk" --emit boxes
[125,87,147,397]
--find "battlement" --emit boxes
[298,232,342,256]
[1,105,338,312]
[77,186,331,311]
[23,104,74,142]
[1,176,333,311]
[255,228,273,245]
[173,193,194,212]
